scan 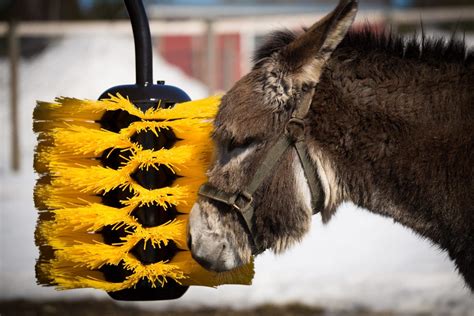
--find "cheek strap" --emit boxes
[198,134,294,253]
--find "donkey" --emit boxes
[187,0,474,290]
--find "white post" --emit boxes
[8,20,20,172]
[206,19,217,94]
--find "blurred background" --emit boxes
[0,0,473,315]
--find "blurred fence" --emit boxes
[1,6,474,171]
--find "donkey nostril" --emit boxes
[192,253,215,271]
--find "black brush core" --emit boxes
[130,128,177,151]
[131,240,178,265]
[131,204,178,228]
[100,261,133,283]
[101,188,135,209]
[99,110,140,133]
[131,165,176,190]
[100,148,133,170]
[101,225,134,245]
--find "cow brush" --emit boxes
[32,0,253,301]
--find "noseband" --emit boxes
[198,88,325,254]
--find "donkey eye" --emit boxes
[227,137,255,152]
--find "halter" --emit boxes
[198,88,325,254]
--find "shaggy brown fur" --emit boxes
[188,0,474,290]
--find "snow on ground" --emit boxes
[0,34,473,315]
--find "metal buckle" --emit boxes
[285,117,306,142]
[231,191,253,211]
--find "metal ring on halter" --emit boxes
[285,117,306,142]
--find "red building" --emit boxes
[157,32,242,91]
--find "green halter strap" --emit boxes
[198,88,325,253]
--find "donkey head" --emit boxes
[188,0,358,272]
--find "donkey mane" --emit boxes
[254,26,474,67]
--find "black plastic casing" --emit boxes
[99,82,190,112]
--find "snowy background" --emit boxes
[0,34,473,315]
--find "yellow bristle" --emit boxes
[33,94,254,293]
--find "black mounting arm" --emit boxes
[124,0,153,86]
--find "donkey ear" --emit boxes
[280,0,358,82]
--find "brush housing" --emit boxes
[98,81,191,301]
